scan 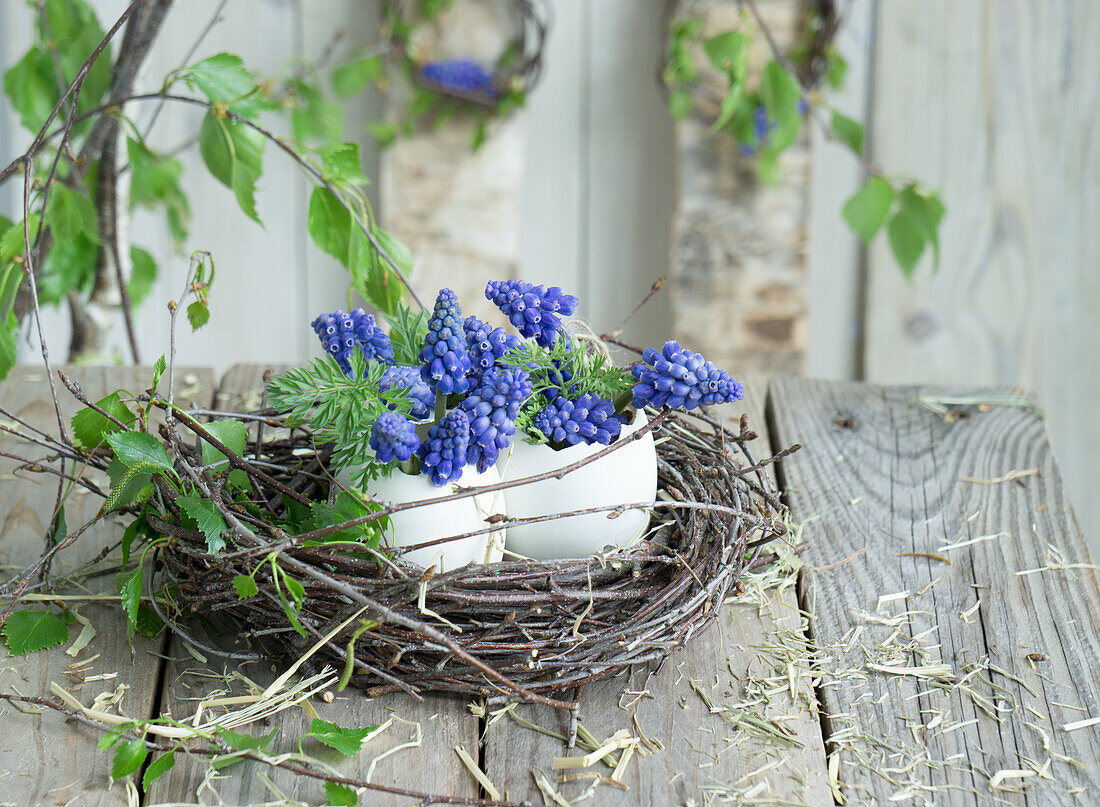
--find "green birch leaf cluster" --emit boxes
[663,12,947,278]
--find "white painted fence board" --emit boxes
[863,1,1100,551]
[805,0,873,381]
[583,0,674,348]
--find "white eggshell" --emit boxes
[349,466,506,571]
[500,410,658,559]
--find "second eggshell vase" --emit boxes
[499,409,659,560]
[348,466,506,572]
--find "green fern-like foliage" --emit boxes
[383,304,429,366]
[267,350,411,486]
[500,339,635,443]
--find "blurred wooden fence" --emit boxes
[1,0,1096,547]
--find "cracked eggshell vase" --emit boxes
[499,410,658,559]
[345,466,506,572]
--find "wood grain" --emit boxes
[145,364,480,805]
[862,2,1100,556]
[0,365,212,807]
[769,376,1100,804]
[482,376,831,805]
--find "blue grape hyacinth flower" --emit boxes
[631,341,744,411]
[533,393,622,447]
[380,365,434,420]
[421,58,497,97]
[311,309,395,374]
[419,409,471,486]
[485,279,579,347]
[465,315,520,387]
[369,412,420,463]
[461,366,533,472]
[419,288,472,395]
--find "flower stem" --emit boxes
[434,391,447,424]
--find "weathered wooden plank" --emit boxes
[146,364,480,805]
[861,2,1100,555]
[583,1,675,351]
[805,0,873,381]
[0,365,212,806]
[769,377,1100,804]
[483,376,831,805]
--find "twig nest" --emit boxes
[500,410,658,559]
[361,466,506,571]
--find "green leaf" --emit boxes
[897,184,946,269]
[826,48,848,90]
[39,0,113,122]
[152,354,167,392]
[842,177,895,244]
[667,89,693,122]
[143,750,175,788]
[232,574,259,599]
[760,61,803,153]
[333,55,382,97]
[134,605,166,638]
[350,228,400,316]
[887,206,928,278]
[110,738,147,781]
[187,300,210,331]
[199,419,248,469]
[305,493,382,546]
[326,781,358,806]
[199,114,266,224]
[72,392,136,449]
[0,215,36,266]
[39,231,98,305]
[187,53,266,117]
[46,184,99,243]
[0,314,19,382]
[127,246,157,308]
[215,725,278,752]
[307,718,378,757]
[2,609,70,655]
[365,227,410,315]
[366,121,397,148]
[115,567,142,626]
[831,110,864,156]
[703,31,749,74]
[177,495,228,554]
[308,186,351,262]
[105,432,173,473]
[2,47,58,132]
[127,138,190,242]
[320,143,368,185]
[289,79,344,143]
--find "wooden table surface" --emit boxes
[1,364,1097,806]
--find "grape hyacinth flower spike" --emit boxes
[465,315,520,387]
[534,393,622,447]
[379,365,434,420]
[419,409,471,486]
[311,309,395,374]
[485,279,579,347]
[462,367,533,473]
[419,288,472,395]
[369,412,420,464]
[631,341,744,411]
[421,58,497,98]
